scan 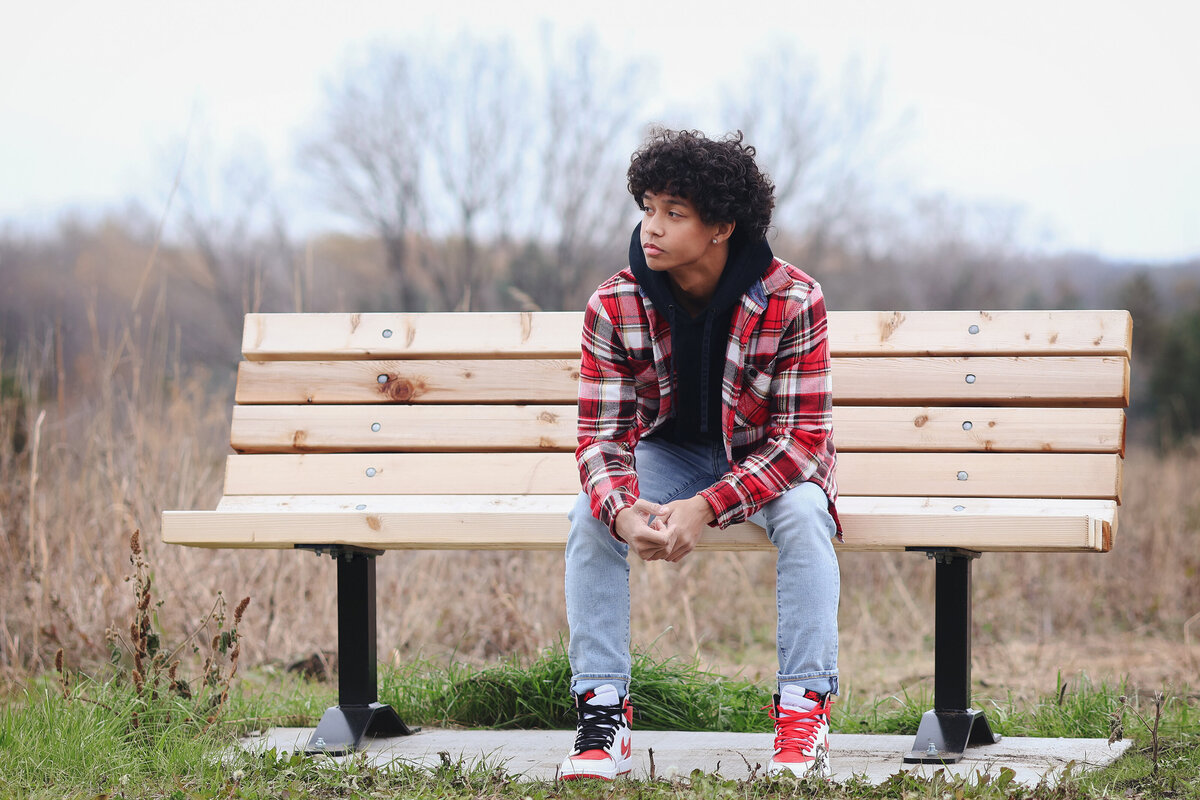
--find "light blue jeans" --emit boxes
[565,437,840,698]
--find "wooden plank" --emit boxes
[235,359,581,404]
[161,495,1117,552]
[834,357,1129,407]
[224,452,581,495]
[830,310,1132,358]
[229,404,1125,454]
[233,356,1129,408]
[837,452,1122,501]
[221,451,1123,500]
[241,310,1133,361]
[834,406,1125,455]
[231,405,577,453]
[242,312,584,361]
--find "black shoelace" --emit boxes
[572,699,624,752]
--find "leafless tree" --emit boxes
[723,51,823,211]
[888,194,1029,310]
[724,50,902,269]
[507,30,642,311]
[300,46,430,310]
[423,36,531,310]
[172,137,293,343]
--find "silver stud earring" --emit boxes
[712,238,718,244]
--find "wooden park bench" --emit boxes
[161,309,1131,763]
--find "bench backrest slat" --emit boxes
[228,405,1125,454]
[241,310,1133,360]
[233,356,1127,407]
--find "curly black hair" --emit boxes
[627,128,776,243]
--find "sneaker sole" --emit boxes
[560,771,630,781]
[560,756,633,781]
[766,758,833,780]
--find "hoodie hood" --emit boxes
[628,223,773,317]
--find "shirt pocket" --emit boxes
[733,361,775,427]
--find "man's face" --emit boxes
[639,191,724,273]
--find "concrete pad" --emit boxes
[242,727,1131,787]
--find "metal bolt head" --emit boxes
[965,374,977,384]
[953,505,966,512]
[316,737,326,748]
[355,504,366,511]
[371,422,381,432]
[377,374,389,384]
[366,467,377,477]
[926,741,939,755]
[957,471,969,481]
[382,329,393,338]
[962,421,973,430]
[968,324,980,334]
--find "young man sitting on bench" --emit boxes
[562,128,842,780]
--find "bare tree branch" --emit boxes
[723,49,903,269]
[300,46,430,309]
[173,137,292,340]
[424,36,531,310]
[511,30,642,310]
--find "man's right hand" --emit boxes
[615,498,670,561]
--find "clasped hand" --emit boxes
[614,495,716,563]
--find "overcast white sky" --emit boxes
[2,0,1198,262]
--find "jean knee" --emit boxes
[759,482,837,549]
[567,491,627,559]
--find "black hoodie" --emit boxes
[628,224,775,443]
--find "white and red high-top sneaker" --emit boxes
[559,684,633,781]
[766,685,834,778]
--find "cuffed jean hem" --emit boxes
[570,674,631,698]
[777,671,839,697]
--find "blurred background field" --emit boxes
[3,204,1198,703]
[2,25,1200,701]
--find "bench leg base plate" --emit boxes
[305,702,418,755]
[902,709,1000,764]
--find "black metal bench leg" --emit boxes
[299,546,418,755]
[903,548,1000,764]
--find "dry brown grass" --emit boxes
[3,321,1198,698]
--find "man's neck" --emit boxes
[667,250,727,316]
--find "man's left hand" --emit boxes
[659,495,717,563]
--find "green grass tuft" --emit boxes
[0,673,230,796]
[381,642,772,731]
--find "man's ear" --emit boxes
[714,221,736,244]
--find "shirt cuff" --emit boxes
[699,482,748,528]
[601,490,638,540]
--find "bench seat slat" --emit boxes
[161,495,1115,553]
[241,310,1132,361]
[232,356,1128,407]
[228,405,1125,454]
[221,452,1122,501]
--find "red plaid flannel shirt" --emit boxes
[576,257,839,536]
